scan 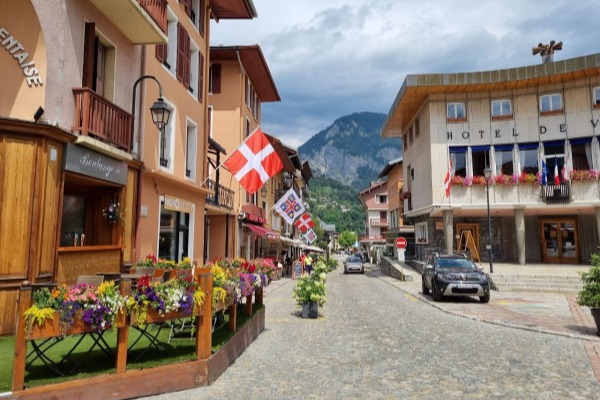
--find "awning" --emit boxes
[245,224,280,240]
[280,236,295,244]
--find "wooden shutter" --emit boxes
[82,22,96,88]
[211,63,221,94]
[176,22,185,82]
[198,52,204,102]
[199,0,205,36]
[156,43,166,64]
[183,31,190,88]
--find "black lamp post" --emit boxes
[483,167,494,274]
[130,75,171,155]
[261,185,268,199]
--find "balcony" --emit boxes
[370,218,389,227]
[542,182,571,205]
[90,0,167,44]
[72,88,132,152]
[205,179,234,210]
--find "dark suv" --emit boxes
[422,253,490,303]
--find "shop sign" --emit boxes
[164,195,193,213]
[0,26,43,87]
[63,143,127,185]
[239,212,267,224]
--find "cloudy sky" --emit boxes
[210,0,600,148]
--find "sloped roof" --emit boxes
[210,0,257,20]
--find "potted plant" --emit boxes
[292,261,327,318]
[577,250,600,335]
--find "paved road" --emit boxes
[147,256,599,400]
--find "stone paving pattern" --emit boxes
[146,256,600,400]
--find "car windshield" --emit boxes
[437,258,476,269]
[346,257,361,263]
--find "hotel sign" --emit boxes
[63,143,127,185]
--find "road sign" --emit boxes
[395,237,407,249]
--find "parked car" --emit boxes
[422,253,490,303]
[343,256,364,274]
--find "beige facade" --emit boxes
[358,181,388,248]
[383,53,600,265]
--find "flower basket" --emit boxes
[25,309,126,340]
[130,306,203,326]
[570,169,599,181]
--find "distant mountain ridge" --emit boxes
[298,112,402,191]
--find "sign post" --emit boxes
[395,237,407,277]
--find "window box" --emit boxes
[518,172,541,185]
[570,169,599,181]
[494,174,518,185]
[471,175,487,186]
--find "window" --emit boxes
[494,146,514,175]
[246,191,257,205]
[447,102,466,120]
[272,214,281,230]
[403,134,408,150]
[518,143,539,174]
[570,139,593,170]
[82,23,115,100]
[539,93,563,114]
[160,100,175,169]
[159,205,190,262]
[188,40,199,96]
[416,222,428,244]
[471,147,490,176]
[408,126,413,144]
[176,22,190,87]
[415,118,420,137]
[491,99,512,118]
[376,195,387,204]
[186,120,197,180]
[593,87,600,107]
[164,11,178,72]
[245,118,251,138]
[188,0,206,35]
[450,147,467,178]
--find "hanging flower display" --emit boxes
[103,202,125,224]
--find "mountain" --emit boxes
[298,112,402,235]
[299,111,402,191]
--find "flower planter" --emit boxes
[301,302,318,319]
[131,306,203,326]
[25,310,125,340]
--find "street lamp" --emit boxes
[130,75,171,154]
[261,185,268,199]
[483,166,494,274]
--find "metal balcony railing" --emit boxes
[541,182,571,204]
[72,88,132,152]
[370,218,389,227]
[205,179,234,210]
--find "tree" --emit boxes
[338,230,357,249]
[312,223,326,249]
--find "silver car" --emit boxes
[343,256,364,274]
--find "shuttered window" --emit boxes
[156,43,166,64]
[82,22,96,88]
[199,0,205,36]
[176,23,190,86]
[180,0,192,16]
[210,63,221,94]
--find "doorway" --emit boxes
[540,218,578,263]
[456,223,480,261]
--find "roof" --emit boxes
[358,180,387,195]
[210,45,280,102]
[377,157,403,179]
[208,136,227,154]
[381,52,600,138]
[264,133,295,172]
[210,0,257,20]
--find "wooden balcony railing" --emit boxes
[542,182,571,205]
[72,88,132,152]
[205,179,234,210]
[138,0,167,32]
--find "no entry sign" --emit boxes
[395,237,407,249]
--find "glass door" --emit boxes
[540,219,578,263]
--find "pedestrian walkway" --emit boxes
[372,259,600,382]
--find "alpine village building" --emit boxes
[382,51,600,267]
[0,0,311,335]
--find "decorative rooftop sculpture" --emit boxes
[532,40,563,64]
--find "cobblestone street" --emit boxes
[147,257,599,400]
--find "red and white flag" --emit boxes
[562,153,571,182]
[554,161,560,185]
[274,187,305,225]
[443,156,453,197]
[223,127,283,194]
[294,213,314,233]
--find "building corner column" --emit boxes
[443,210,454,254]
[515,208,526,265]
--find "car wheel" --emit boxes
[480,292,490,303]
[422,278,430,295]
[432,280,443,302]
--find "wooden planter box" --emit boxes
[26,310,125,340]
[131,306,204,326]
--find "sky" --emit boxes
[210,0,600,149]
